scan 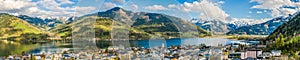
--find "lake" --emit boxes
[0,38,259,56]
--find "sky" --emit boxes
[1,0,300,22]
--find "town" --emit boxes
[1,40,289,60]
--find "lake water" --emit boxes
[0,38,259,56]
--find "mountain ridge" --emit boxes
[51,7,211,40]
[0,13,43,40]
[227,13,296,35]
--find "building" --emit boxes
[246,49,262,59]
[271,50,281,57]
[257,52,271,59]
[228,52,241,59]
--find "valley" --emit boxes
[0,7,299,59]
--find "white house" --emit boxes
[271,50,281,57]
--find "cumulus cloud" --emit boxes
[179,0,229,21]
[101,2,117,10]
[0,0,96,18]
[0,0,36,11]
[144,5,169,10]
[251,0,300,17]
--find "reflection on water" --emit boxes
[0,40,39,56]
[1,38,256,56]
[28,38,232,55]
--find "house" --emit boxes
[246,49,262,58]
[228,52,241,59]
[257,52,271,59]
[271,50,281,57]
[256,45,266,49]
[240,51,247,59]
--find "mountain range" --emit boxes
[192,13,297,35]
[51,7,211,40]
[191,18,267,34]
[192,19,231,34]
[227,15,294,35]
[17,15,74,30]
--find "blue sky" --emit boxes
[0,0,299,21]
[85,0,300,21]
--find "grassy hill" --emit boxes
[0,13,42,39]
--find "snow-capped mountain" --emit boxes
[191,18,266,34]
[227,12,298,35]
[228,18,269,27]
[17,15,74,30]
[192,18,231,34]
[190,13,295,35]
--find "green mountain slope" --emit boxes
[51,7,211,40]
[266,13,300,55]
[0,13,42,39]
[268,14,300,40]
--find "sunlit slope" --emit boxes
[0,13,41,38]
[51,7,211,40]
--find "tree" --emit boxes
[279,34,285,47]
[275,34,285,48]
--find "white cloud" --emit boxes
[249,11,253,13]
[57,0,74,4]
[123,2,139,11]
[218,1,225,4]
[144,5,169,10]
[101,2,117,10]
[73,6,96,15]
[0,0,36,11]
[168,4,177,8]
[0,0,96,18]
[131,4,138,10]
[180,0,229,21]
[251,0,300,17]
[256,11,263,14]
